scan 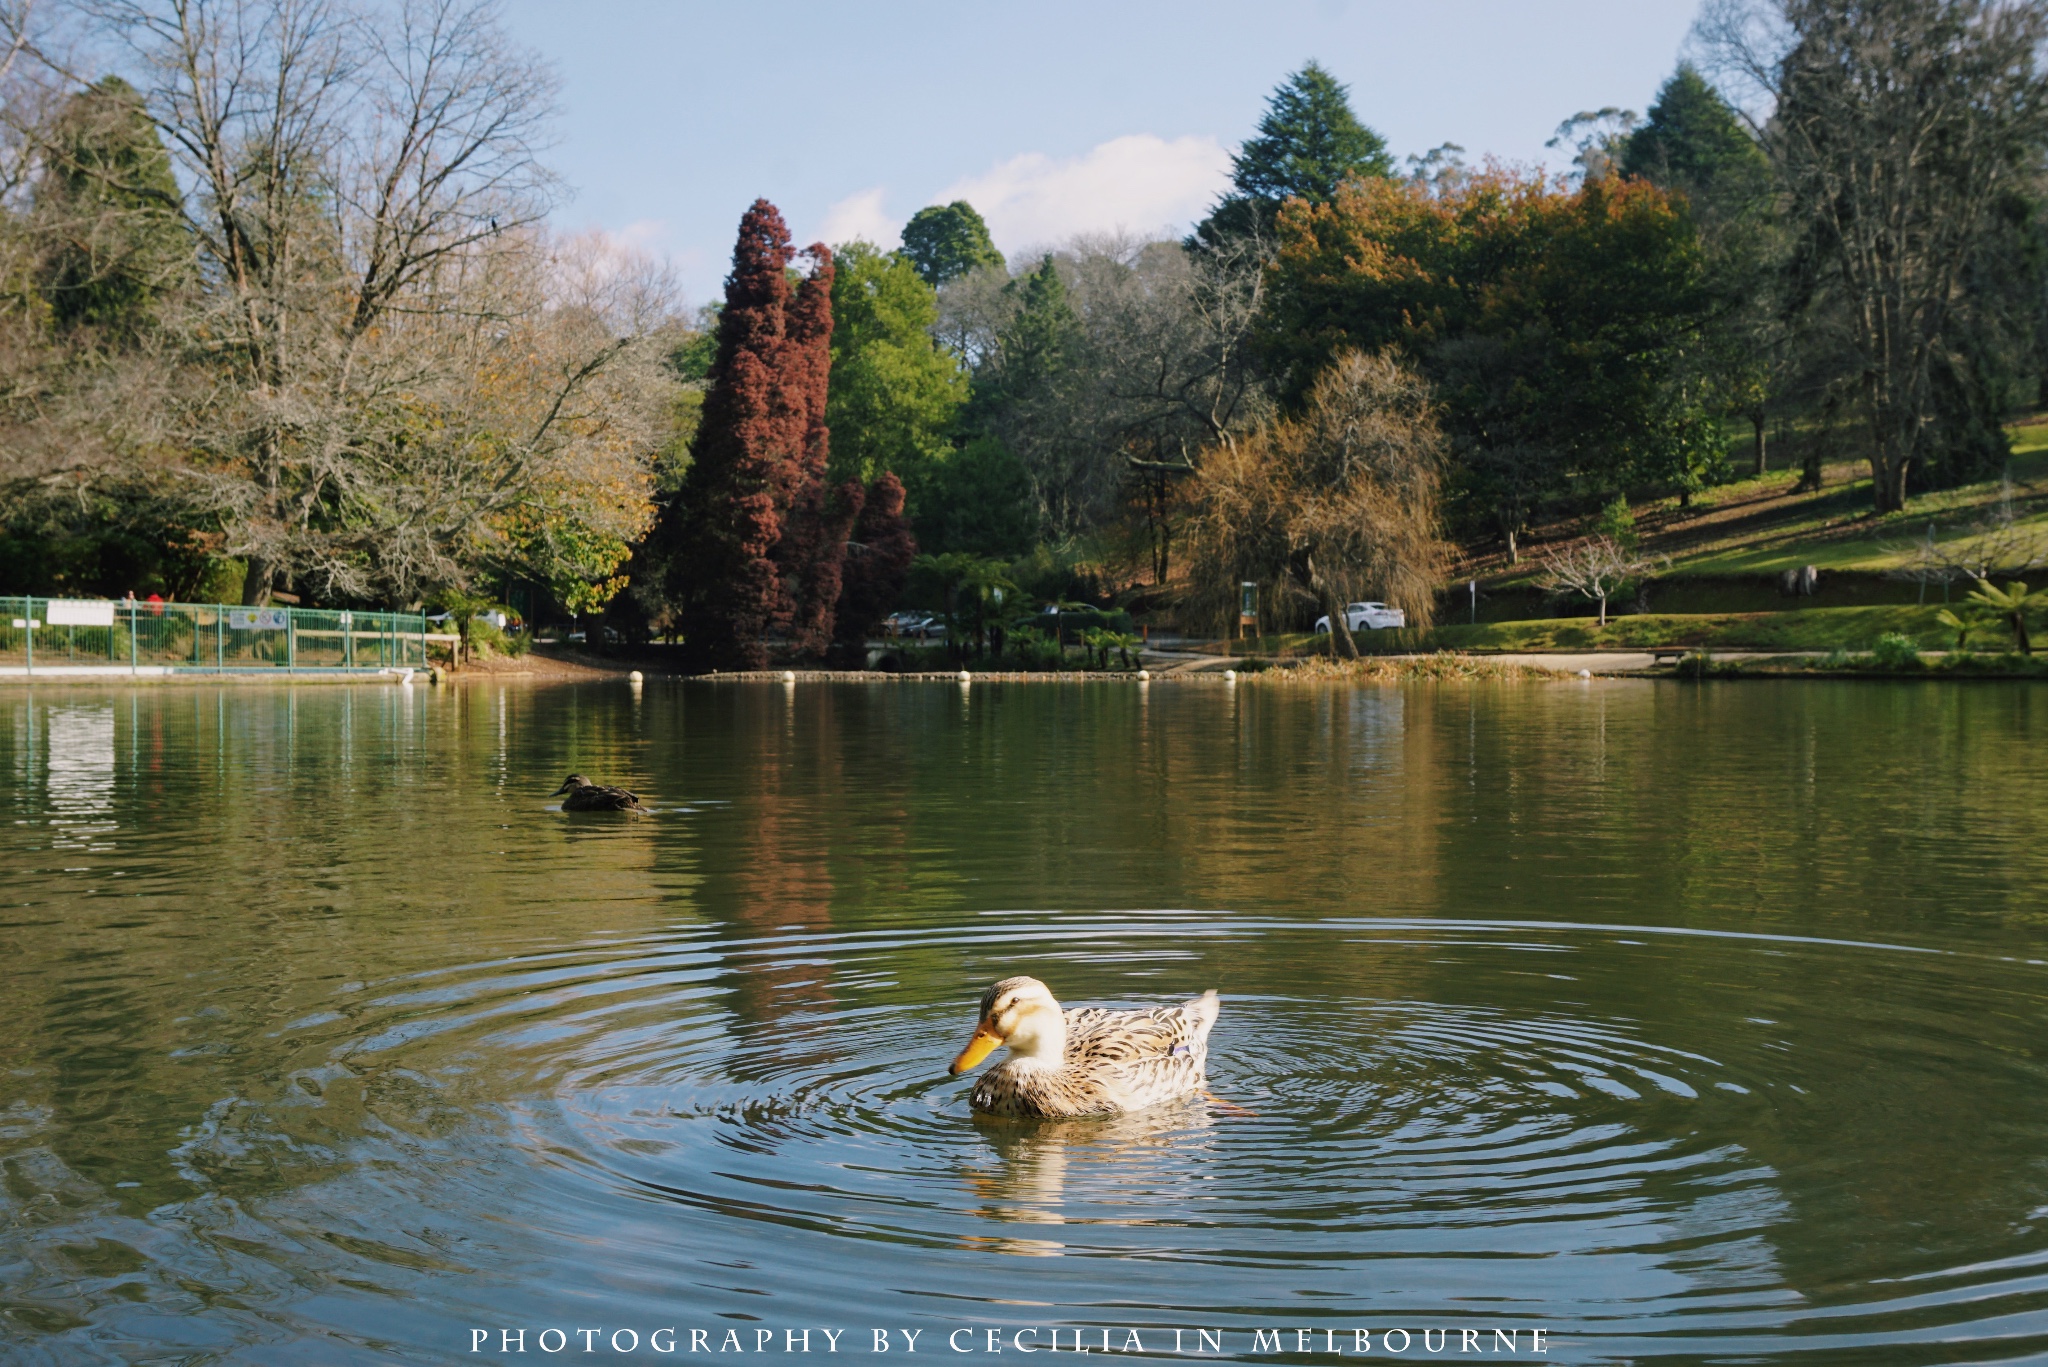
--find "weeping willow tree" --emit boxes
[1182,350,1449,657]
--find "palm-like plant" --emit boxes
[910,553,1017,657]
[1934,607,1975,651]
[1965,579,2036,655]
[1078,626,1114,669]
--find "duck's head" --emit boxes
[551,774,590,796]
[949,976,1066,1075]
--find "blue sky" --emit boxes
[502,1,1704,304]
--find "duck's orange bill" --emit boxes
[949,1024,1003,1075]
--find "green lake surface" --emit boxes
[2,677,2045,1364]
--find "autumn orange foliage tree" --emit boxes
[1262,168,1715,560]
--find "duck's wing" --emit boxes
[1056,996,1219,1113]
[1065,993,1220,1068]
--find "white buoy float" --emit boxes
[1577,669,1592,679]
[957,670,972,683]
[1224,670,1237,682]
[782,670,796,683]
[1137,669,1151,681]
[628,670,643,683]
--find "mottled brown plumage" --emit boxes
[948,976,1220,1119]
[551,774,648,812]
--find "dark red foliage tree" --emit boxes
[834,471,918,649]
[651,201,839,668]
[774,247,850,657]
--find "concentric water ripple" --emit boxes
[6,681,2048,1365]
[134,911,2034,1363]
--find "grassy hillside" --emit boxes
[1469,433,2048,587]
[1185,424,2048,658]
[1212,605,2015,657]
[1428,606,1960,653]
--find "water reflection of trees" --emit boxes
[6,679,2048,1339]
[1406,682,2048,1317]
[0,684,668,1218]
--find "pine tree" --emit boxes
[36,76,188,338]
[960,254,1087,538]
[900,201,1004,287]
[1620,65,1770,212]
[994,255,1075,392]
[1622,65,1781,476]
[1193,62,1393,251]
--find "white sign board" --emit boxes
[227,609,289,631]
[45,599,116,627]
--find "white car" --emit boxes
[1314,601,1406,633]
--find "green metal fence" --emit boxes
[0,597,429,675]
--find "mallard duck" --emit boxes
[551,774,648,812]
[947,976,1220,1119]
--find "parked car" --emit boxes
[882,612,938,639]
[1313,601,1406,633]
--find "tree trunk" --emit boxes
[1505,528,1518,564]
[1868,396,1916,514]
[1752,412,1768,476]
[2014,611,2032,656]
[1597,593,1607,627]
[240,557,273,606]
[1319,586,1359,660]
[1870,453,1911,515]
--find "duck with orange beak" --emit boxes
[948,975,1220,1119]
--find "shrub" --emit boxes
[1592,494,1639,551]
[1002,624,1064,668]
[1871,632,1921,669]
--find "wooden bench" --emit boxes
[1649,647,1698,665]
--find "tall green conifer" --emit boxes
[1620,65,1770,213]
[1194,62,1393,251]
[36,76,188,338]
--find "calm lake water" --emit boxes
[2,677,2046,1365]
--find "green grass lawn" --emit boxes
[1207,606,1993,655]
[1424,606,1971,652]
[1652,447,2048,577]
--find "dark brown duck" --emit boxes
[551,774,648,812]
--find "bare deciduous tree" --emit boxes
[55,0,680,605]
[935,232,1271,566]
[1884,480,2048,597]
[1538,536,1666,626]
[1182,349,1448,656]
[1699,0,2048,513]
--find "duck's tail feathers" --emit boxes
[1185,989,1220,1038]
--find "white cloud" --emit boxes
[935,134,1232,256]
[612,217,670,249]
[816,187,899,250]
